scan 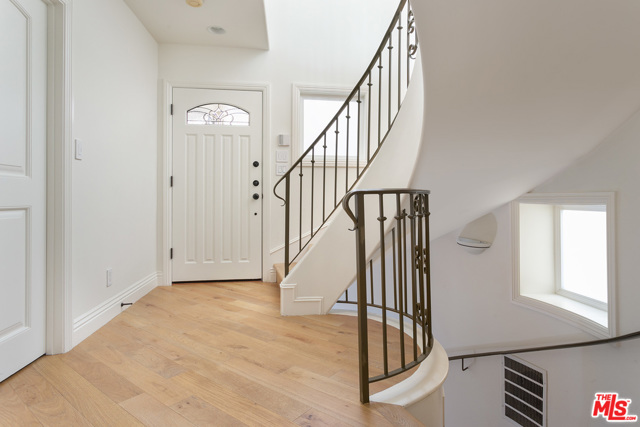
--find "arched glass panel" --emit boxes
[186,103,250,126]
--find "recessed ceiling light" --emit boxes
[186,0,203,7]
[207,26,226,35]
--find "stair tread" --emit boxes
[274,262,296,285]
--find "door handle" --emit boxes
[253,193,260,200]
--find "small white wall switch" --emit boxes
[106,268,112,287]
[276,164,288,176]
[278,134,290,146]
[276,150,289,163]
[75,139,83,160]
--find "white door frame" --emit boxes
[44,0,73,354]
[160,81,271,286]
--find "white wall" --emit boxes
[409,0,640,241]
[431,108,640,426]
[71,0,158,341]
[158,0,398,279]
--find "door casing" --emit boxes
[160,81,271,286]
[171,88,263,281]
[45,0,73,355]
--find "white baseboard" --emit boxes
[279,282,324,315]
[72,271,159,347]
[267,267,276,283]
[156,271,170,287]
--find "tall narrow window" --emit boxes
[186,103,249,126]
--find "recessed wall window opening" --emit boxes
[511,192,616,338]
[186,103,250,126]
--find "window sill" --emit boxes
[514,292,610,338]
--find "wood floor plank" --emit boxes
[295,408,354,427]
[223,358,394,427]
[8,365,92,427]
[119,393,195,426]
[238,383,310,422]
[109,314,200,362]
[32,357,144,427]
[59,347,144,404]
[2,282,423,426]
[126,345,187,379]
[113,309,231,362]
[105,319,257,397]
[181,281,280,305]
[172,371,297,427]
[83,342,193,407]
[0,381,43,427]
[170,396,248,427]
[282,365,359,401]
[91,325,188,380]
[229,298,282,317]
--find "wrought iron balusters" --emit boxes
[340,189,433,403]
[273,0,418,276]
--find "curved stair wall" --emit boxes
[280,56,424,316]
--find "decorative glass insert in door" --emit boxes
[186,103,250,126]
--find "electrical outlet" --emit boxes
[276,164,288,176]
[106,268,112,287]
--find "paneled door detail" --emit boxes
[172,88,263,281]
[0,0,47,381]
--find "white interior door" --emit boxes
[0,0,47,382]
[172,88,263,282]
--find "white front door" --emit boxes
[172,88,263,282]
[0,0,47,382]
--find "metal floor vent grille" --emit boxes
[503,355,546,427]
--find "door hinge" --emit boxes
[170,176,173,187]
[170,248,173,259]
[170,104,173,115]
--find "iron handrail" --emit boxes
[341,188,432,403]
[273,0,411,196]
[450,330,640,371]
[342,188,430,225]
[273,0,418,276]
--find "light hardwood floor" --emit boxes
[0,282,423,426]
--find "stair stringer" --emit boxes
[280,56,425,316]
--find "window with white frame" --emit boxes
[512,193,615,338]
[556,206,608,309]
[292,85,367,165]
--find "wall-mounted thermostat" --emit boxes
[278,134,290,146]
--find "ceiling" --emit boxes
[409,0,640,238]
[122,0,269,49]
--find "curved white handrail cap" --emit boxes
[371,339,449,408]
